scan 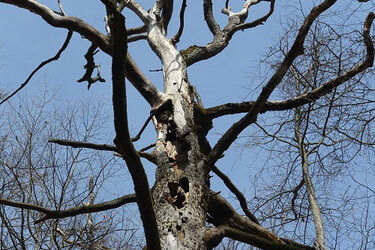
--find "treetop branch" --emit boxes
[206,0,337,166]
[182,0,276,67]
[205,11,375,120]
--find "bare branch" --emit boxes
[207,192,315,250]
[57,0,66,16]
[206,0,340,165]
[209,164,260,224]
[107,8,160,248]
[182,0,275,66]
[35,193,136,224]
[128,34,147,43]
[203,0,221,35]
[206,12,375,120]
[0,198,51,215]
[77,44,106,89]
[160,0,173,33]
[216,225,314,250]
[48,139,119,152]
[294,106,326,249]
[0,30,72,105]
[123,0,150,25]
[231,0,275,34]
[140,143,156,152]
[0,0,110,52]
[0,194,136,224]
[126,54,162,106]
[0,0,161,107]
[171,0,187,44]
[127,25,146,36]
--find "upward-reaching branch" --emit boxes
[205,11,375,120]
[182,0,275,66]
[206,0,337,165]
[105,5,160,249]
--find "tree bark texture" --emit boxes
[147,20,210,249]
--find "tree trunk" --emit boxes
[147,21,210,249]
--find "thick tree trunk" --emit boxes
[147,22,210,249]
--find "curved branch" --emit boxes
[209,164,260,224]
[160,0,173,33]
[0,0,110,52]
[206,11,375,120]
[207,192,315,249]
[206,0,338,165]
[171,0,187,44]
[182,0,275,66]
[0,30,73,105]
[203,0,221,35]
[0,0,161,107]
[35,193,136,223]
[122,0,150,25]
[217,225,314,250]
[230,0,275,35]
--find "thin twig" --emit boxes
[49,139,119,153]
[0,31,73,105]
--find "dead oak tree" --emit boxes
[0,0,374,249]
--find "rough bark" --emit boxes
[145,16,211,249]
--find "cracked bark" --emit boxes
[146,17,211,249]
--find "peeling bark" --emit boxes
[146,19,211,249]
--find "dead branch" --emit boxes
[209,164,260,224]
[203,0,221,35]
[207,191,315,249]
[77,44,106,89]
[0,194,136,224]
[171,0,187,45]
[205,11,374,121]
[206,0,338,166]
[48,139,119,152]
[106,6,160,248]
[0,30,73,105]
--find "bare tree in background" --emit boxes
[1,0,375,249]
[0,92,140,249]
[243,14,375,250]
